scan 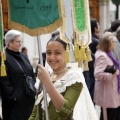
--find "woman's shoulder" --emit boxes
[53,68,84,94]
[95,50,107,58]
[96,49,106,55]
[62,68,85,83]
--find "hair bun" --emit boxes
[52,31,60,38]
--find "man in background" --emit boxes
[21,47,28,55]
[88,19,100,101]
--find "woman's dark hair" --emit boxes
[90,19,98,34]
[47,31,67,50]
[51,31,60,38]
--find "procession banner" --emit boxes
[0,1,3,51]
[0,1,6,77]
[70,0,92,70]
[7,0,63,36]
[71,0,91,46]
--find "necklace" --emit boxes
[53,67,68,79]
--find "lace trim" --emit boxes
[41,69,85,109]
[35,69,99,120]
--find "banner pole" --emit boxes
[37,36,49,120]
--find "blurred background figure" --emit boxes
[94,32,120,120]
[104,20,120,66]
[88,19,100,101]
[109,20,120,66]
[89,19,100,54]
[21,47,28,57]
[116,27,120,41]
[110,20,120,33]
[112,27,120,65]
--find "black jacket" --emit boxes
[0,48,35,120]
[89,34,99,54]
[88,34,99,78]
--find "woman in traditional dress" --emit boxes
[29,33,98,120]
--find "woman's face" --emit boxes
[8,36,22,52]
[46,41,66,72]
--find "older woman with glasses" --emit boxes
[94,32,120,120]
[0,30,36,120]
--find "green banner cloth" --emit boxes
[74,0,86,32]
[71,0,91,46]
[0,4,3,51]
[8,0,63,36]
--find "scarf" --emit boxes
[107,52,120,93]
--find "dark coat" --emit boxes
[89,34,99,54]
[88,34,99,101]
[0,48,35,120]
[88,34,99,78]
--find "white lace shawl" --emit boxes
[35,68,99,120]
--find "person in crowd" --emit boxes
[110,20,120,33]
[0,30,36,120]
[94,32,120,120]
[29,33,98,120]
[112,27,120,65]
[116,27,120,40]
[21,47,28,56]
[110,20,120,66]
[88,18,100,101]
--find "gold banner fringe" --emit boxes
[74,38,80,62]
[78,60,83,68]
[79,41,88,61]
[8,18,63,36]
[3,52,6,61]
[1,53,7,76]
[86,46,92,61]
[65,44,70,63]
[7,0,63,36]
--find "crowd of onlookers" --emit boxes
[88,19,120,120]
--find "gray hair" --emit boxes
[5,30,22,46]
[116,27,120,39]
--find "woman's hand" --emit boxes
[37,64,50,83]
[113,69,119,76]
[37,64,64,110]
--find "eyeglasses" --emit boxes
[14,40,23,44]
